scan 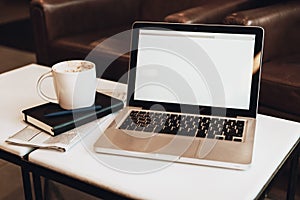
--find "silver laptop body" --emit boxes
[94,22,264,170]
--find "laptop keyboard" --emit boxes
[119,110,245,142]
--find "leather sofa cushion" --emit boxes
[37,0,140,41]
[140,0,203,21]
[49,26,131,82]
[259,54,300,116]
[52,25,130,56]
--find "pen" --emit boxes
[44,105,102,117]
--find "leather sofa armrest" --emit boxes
[30,0,140,41]
[164,0,255,24]
[224,1,300,61]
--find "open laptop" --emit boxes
[94,22,264,170]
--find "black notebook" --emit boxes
[22,92,124,136]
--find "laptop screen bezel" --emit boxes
[127,22,264,118]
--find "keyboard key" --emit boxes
[233,138,242,142]
[225,135,233,141]
[196,129,206,138]
[215,135,224,140]
[144,125,155,132]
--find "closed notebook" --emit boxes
[22,92,124,136]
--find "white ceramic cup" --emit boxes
[37,60,97,110]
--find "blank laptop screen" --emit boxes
[134,29,256,110]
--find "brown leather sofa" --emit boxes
[31,0,300,121]
[224,1,300,122]
[30,0,260,82]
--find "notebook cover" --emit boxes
[22,92,124,136]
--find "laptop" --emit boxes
[94,22,264,170]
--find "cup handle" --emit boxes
[36,71,58,103]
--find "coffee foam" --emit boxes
[54,62,94,73]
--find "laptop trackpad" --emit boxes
[98,128,202,159]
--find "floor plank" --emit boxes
[0,160,25,200]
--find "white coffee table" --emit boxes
[2,64,299,200]
[21,65,299,200]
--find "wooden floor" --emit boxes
[0,156,299,200]
[0,160,24,200]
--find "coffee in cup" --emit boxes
[37,60,97,110]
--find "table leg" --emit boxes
[21,167,32,200]
[287,143,299,200]
[33,173,43,200]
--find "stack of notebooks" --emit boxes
[6,92,124,151]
